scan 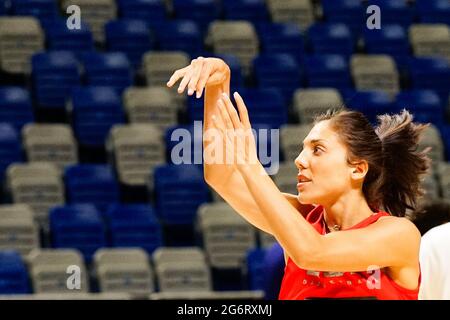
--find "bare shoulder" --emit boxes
[377,215,420,236]
[375,215,421,240]
[375,215,421,262]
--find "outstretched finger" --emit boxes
[221,93,242,129]
[177,69,193,93]
[196,63,213,98]
[166,66,189,87]
[187,58,204,96]
[217,98,234,130]
[233,92,251,129]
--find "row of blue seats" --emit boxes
[33,51,133,108]
[188,85,450,126]
[0,242,278,295]
[0,0,448,28]
[2,83,450,147]
[23,49,450,108]
[0,155,212,227]
[1,118,450,200]
[19,16,450,69]
[322,0,450,32]
[1,84,450,144]
[50,203,163,262]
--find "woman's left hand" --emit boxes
[212,92,261,173]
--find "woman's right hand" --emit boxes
[166,57,230,99]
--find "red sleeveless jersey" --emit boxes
[278,205,420,300]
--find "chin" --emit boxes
[297,192,314,205]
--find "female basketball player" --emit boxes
[167,57,430,300]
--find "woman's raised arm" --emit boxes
[167,57,312,234]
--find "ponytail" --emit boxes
[375,109,431,216]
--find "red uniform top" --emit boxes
[278,205,420,300]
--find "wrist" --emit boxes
[205,66,230,89]
[238,162,266,178]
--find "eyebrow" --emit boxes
[302,138,327,147]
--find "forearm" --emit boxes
[203,71,231,183]
[239,164,321,266]
[211,176,312,235]
[211,170,274,234]
[203,76,230,133]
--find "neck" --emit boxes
[322,190,376,231]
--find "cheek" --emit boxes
[313,158,350,185]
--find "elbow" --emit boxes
[204,168,219,188]
[203,168,214,186]
[290,239,324,270]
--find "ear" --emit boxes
[350,159,369,181]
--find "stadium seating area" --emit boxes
[0,0,449,299]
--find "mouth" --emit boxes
[297,174,312,183]
[297,181,311,189]
[297,174,312,189]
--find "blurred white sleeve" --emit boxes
[419,236,441,300]
[419,224,450,300]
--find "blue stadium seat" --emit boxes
[304,54,352,90]
[395,90,444,125]
[262,242,285,300]
[252,53,303,104]
[186,96,203,122]
[223,0,270,25]
[0,250,30,294]
[80,52,133,94]
[32,51,81,110]
[363,24,410,70]
[11,0,58,22]
[408,57,450,104]
[70,86,125,147]
[64,164,120,210]
[236,88,287,129]
[307,23,355,56]
[416,0,450,24]
[154,164,210,226]
[246,248,266,290]
[343,90,394,125]
[0,0,10,14]
[172,0,220,33]
[106,204,163,254]
[50,204,107,262]
[165,124,203,164]
[368,0,415,27]
[257,23,305,64]
[105,19,155,68]
[41,19,94,55]
[0,123,22,182]
[0,87,34,130]
[117,0,167,25]
[155,20,203,58]
[321,0,365,35]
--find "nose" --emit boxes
[294,148,308,170]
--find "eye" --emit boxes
[313,146,322,155]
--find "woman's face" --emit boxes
[295,120,354,206]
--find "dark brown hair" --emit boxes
[408,199,450,235]
[314,108,431,217]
